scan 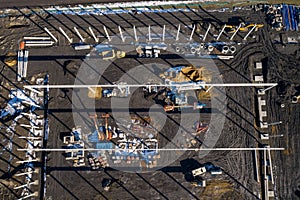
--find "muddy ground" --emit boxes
[0,5,299,200]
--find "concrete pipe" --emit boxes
[208,45,214,52]
[190,47,196,54]
[230,46,236,54]
[176,46,181,52]
[222,46,229,54]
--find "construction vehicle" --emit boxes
[191,179,206,187]
[89,114,105,141]
[101,114,112,140]
[193,121,209,134]
[97,46,125,60]
[224,25,236,33]
[163,102,206,112]
[239,23,264,32]
[88,87,102,99]
[4,52,17,67]
[192,166,207,177]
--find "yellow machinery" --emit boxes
[4,52,17,67]
[224,25,236,33]
[240,23,264,32]
[89,114,105,141]
[101,114,112,140]
[100,49,125,60]
[88,87,102,99]
[224,23,264,33]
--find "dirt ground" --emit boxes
[0,4,299,200]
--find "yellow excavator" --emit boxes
[224,23,263,33]
[224,25,236,33]
[239,23,264,32]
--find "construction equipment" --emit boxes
[88,87,102,99]
[89,114,105,141]
[193,121,209,134]
[240,23,264,32]
[4,52,17,67]
[192,166,206,177]
[101,114,112,140]
[163,102,206,112]
[99,48,125,60]
[224,25,236,33]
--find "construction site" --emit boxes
[0,1,299,200]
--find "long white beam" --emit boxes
[89,27,99,43]
[118,26,125,42]
[243,24,257,40]
[59,27,73,43]
[133,25,138,41]
[162,25,165,41]
[189,25,195,41]
[44,27,58,43]
[176,24,180,41]
[148,25,152,41]
[17,147,285,152]
[230,23,241,40]
[24,83,278,89]
[267,148,274,184]
[103,26,111,41]
[203,23,211,41]
[217,24,226,41]
[74,27,85,42]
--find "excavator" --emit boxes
[239,23,264,32]
[89,114,105,141]
[101,114,112,140]
[224,23,264,33]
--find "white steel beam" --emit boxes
[23,36,51,40]
[17,50,23,82]
[118,26,125,42]
[133,25,138,41]
[243,24,257,40]
[88,27,99,43]
[230,23,241,40]
[16,159,39,164]
[14,171,33,177]
[103,26,111,41]
[59,27,73,43]
[44,27,58,43]
[189,25,195,41]
[162,25,165,41]
[176,24,181,41]
[148,25,151,41]
[74,27,85,42]
[267,147,274,184]
[217,24,226,41]
[22,50,28,78]
[203,23,211,41]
